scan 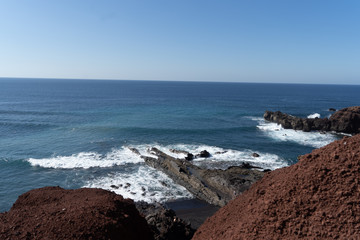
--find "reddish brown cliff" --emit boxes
[0,187,153,240]
[194,134,360,239]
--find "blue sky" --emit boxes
[0,0,359,84]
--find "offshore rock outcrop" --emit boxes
[194,134,360,239]
[0,187,153,240]
[264,106,360,134]
[138,147,264,207]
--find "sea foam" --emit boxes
[255,118,337,148]
[140,143,287,170]
[307,113,321,119]
[27,147,143,169]
[83,165,193,203]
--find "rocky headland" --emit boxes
[264,106,360,134]
[194,134,360,239]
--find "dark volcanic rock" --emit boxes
[197,150,211,158]
[194,134,360,239]
[141,148,264,206]
[136,202,194,240]
[329,106,360,134]
[185,153,194,161]
[264,106,360,134]
[0,187,153,240]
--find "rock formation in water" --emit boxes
[136,147,264,207]
[264,106,360,134]
[0,187,153,240]
[193,134,360,239]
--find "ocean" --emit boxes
[1,78,359,212]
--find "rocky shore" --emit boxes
[139,147,265,207]
[264,106,360,134]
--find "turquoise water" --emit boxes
[1,78,359,211]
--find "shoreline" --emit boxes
[164,198,220,229]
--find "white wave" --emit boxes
[27,147,144,169]
[83,165,193,203]
[307,113,321,119]
[144,143,287,170]
[256,119,337,148]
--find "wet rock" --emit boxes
[0,187,153,240]
[329,108,336,111]
[252,153,260,157]
[185,153,194,161]
[136,202,195,240]
[197,150,211,158]
[139,147,264,206]
[110,184,119,189]
[129,147,141,155]
[215,151,227,154]
[169,149,189,155]
[264,106,360,134]
[329,106,360,134]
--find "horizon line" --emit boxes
[0,76,359,86]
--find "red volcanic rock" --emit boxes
[0,187,153,240]
[194,134,360,239]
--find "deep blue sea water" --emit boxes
[1,78,359,211]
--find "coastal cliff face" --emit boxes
[264,106,360,134]
[0,187,153,240]
[193,134,360,239]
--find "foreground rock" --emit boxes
[0,187,153,240]
[136,202,194,240]
[141,148,264,207]
[264,106,360,134]
[194,134,360,239]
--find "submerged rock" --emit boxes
[194,134,360,239]
[0,187,153,240]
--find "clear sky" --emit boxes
[0,0,359,84]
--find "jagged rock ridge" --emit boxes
[136,147,264,207]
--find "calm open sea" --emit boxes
[1,78,359,211]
